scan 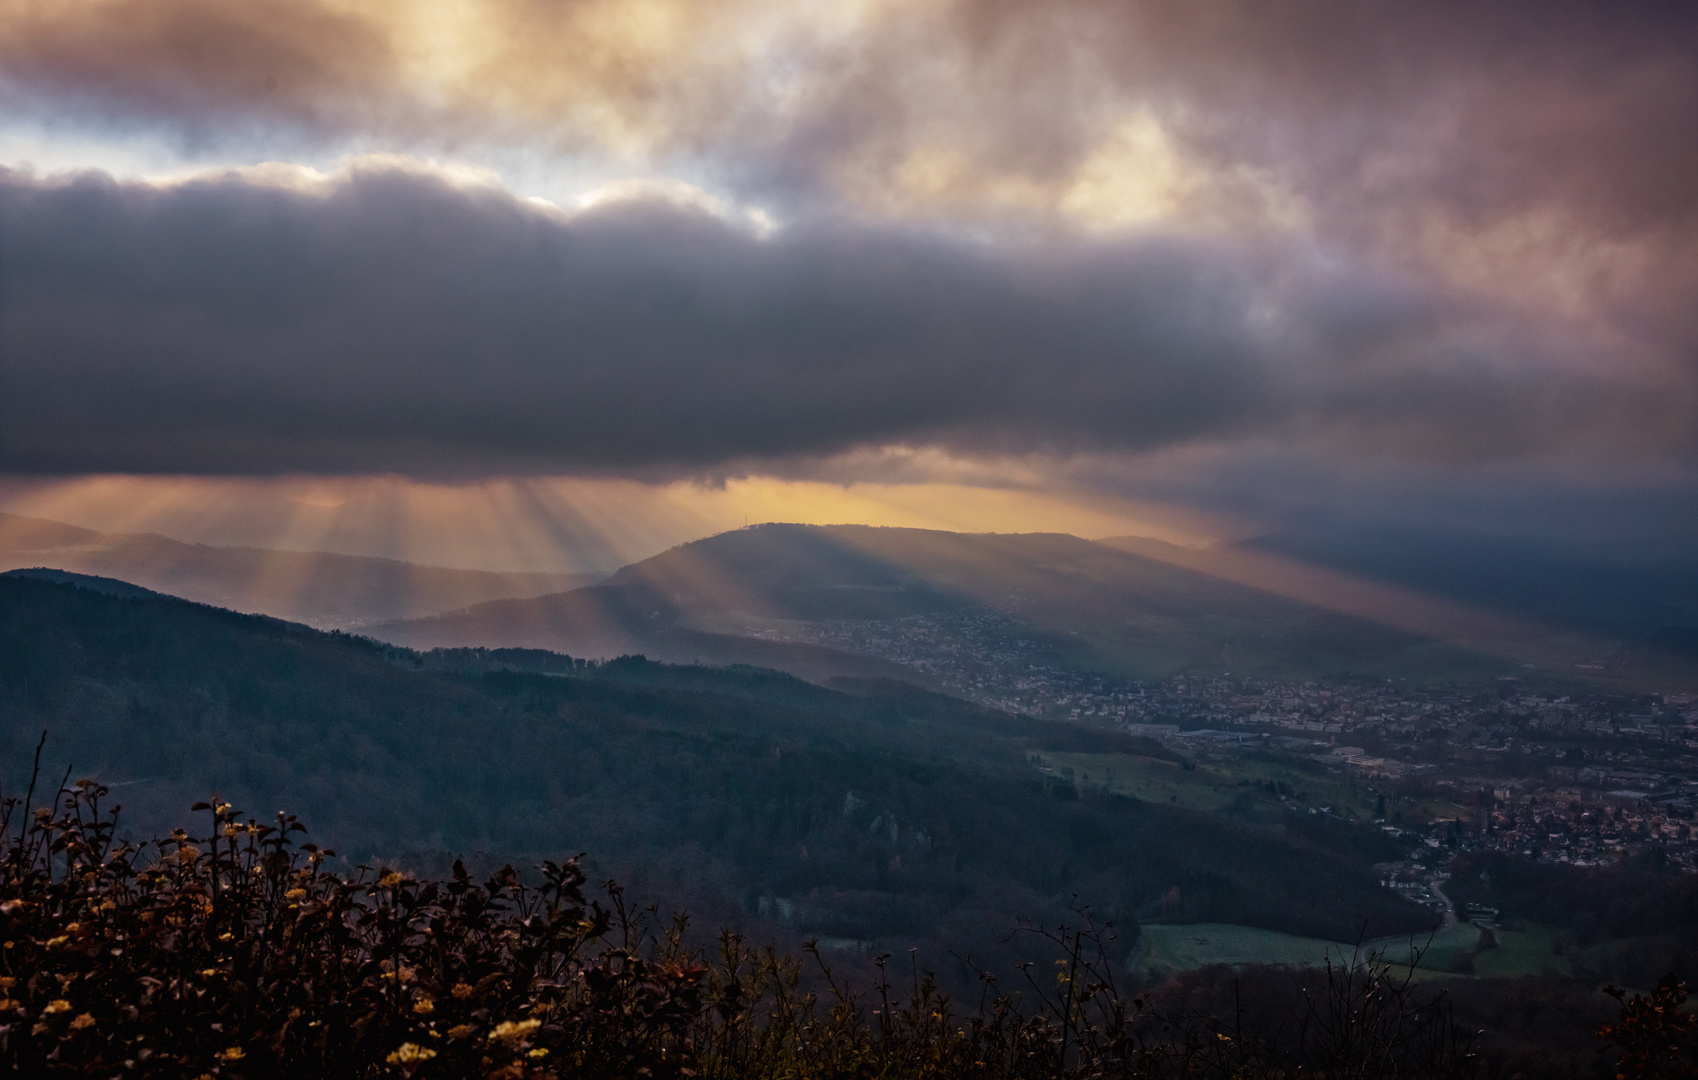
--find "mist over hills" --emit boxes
[1243,524,1698,642]
[0,511,595,628]
[0,573,1432,976]
[372,523,1578,687]
[8,509,1692,690]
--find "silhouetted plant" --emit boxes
[0,753,1490,1079]
[1600,976,1696,1080]
[0,752,703,1078]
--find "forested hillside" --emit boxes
[0,574,1432,979]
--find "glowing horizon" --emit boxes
[0,473,1231,575]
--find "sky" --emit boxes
[0,0,1694,572]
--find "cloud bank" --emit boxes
[0,161,1683,477]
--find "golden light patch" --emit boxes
[845,107,1296,236]
[657,476,1208,546]
[0,470,1218,574]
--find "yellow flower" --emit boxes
[0,999,16,1010]
[200,968,221,977]
[379,870,404,889]
[284,888,307,900]
[64,923,82,934]
[527,1047,550,1059]
[386,1043,437,1065]
[70,1013,95,1031]
[412,996,434,1015]
[44,999,72,1014]
[451,982,474,1000]
[488,1019,541,1042]
[216,1046,245,1062]
[0,976,15,988]
[46,936,69,948]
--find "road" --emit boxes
[1428,876,1458,928]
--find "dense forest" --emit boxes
[0,574,1432,983]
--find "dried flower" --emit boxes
[387,1043,437,1065]
[488,1019,541,1042]
[44,999,72,1014]
[216,1046,245,1062]
[451,982,474,999]
[70,1012,95,1030]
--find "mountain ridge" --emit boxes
[0,511,598,628]
[370,522,1510,684]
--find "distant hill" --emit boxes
[1097,530,1698,687]
[0,511,596,628]
[0,574,1433,975]
[1238,524,1698,640]
[372,522,1537,684]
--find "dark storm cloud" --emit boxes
[0,163,1677,477]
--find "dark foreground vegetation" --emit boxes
[8,779,1689,1080]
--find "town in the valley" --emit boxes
[754,607,1698,888]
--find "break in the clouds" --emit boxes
[0,161,1683,477]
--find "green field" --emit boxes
[1135,923,1359,978]
[1366,922,1479,974]
[1035,750,1416,824]
[1473,924,1570,978]
[1137,919,1574,982]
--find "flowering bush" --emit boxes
[0,772,703,1078]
